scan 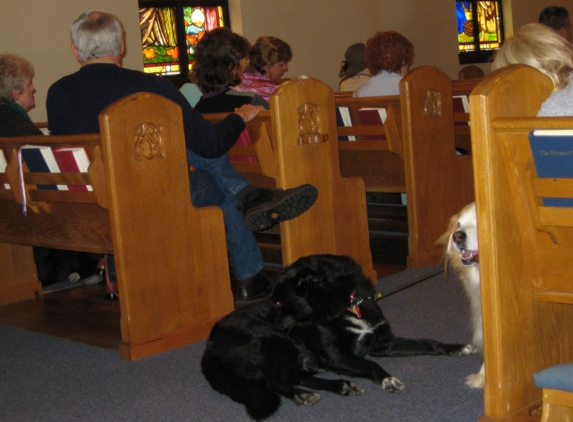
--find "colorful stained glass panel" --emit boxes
[140,7,180,74]
[183,6,224,71]
[457,1,502,52]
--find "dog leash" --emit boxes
[348,292,383,318]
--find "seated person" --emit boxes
[354,31,414,97]
[0,53,102,287]
[491,23,573,117]
[46,10,318,301]
[539,5,572,43]
[0,53,42,136]
[179,75,202,108]
[239,36,292,102]
[193,28,269,112]
[339,43,370,92]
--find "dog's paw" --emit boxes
[460,344,477,355]
[339,381,364,396]
[465,373,485,389]
[381,377,406,393]
[294,392,321,406]
[68,272,81,282]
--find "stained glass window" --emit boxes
[139,1,229,77]
[456,1,504,64]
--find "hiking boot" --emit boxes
[239,184,318,231]
[233,272,272,301]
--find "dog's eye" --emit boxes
[275,301,282,307]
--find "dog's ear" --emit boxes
[294,272,319,297]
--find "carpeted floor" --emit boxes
[0,268,484,422]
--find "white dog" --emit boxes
[438,202,484,388]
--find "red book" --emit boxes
[53,147,92,191]
[358,107,388,140]
[229,128,258,163]
[452,95,470,127]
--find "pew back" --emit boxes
[335,66,476,268]
[0,93,234,360]
[470,64,573,421]
[205,77,377,283]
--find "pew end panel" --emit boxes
[401,66,475,268]
[98,93,233,360]
[0,243,41,306]
[470,64,573,421]
[0,93,234,360]
[270,76,377,283]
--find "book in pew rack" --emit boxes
[0,149,9,190]
[529,129,573,207]
[335,106,355,141]
[21,145,65,191]
[452,95,470,127]
[358,107,387,141]
[53,147,93,191]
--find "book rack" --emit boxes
[0,92,233,361]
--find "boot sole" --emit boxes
[244,185,318,231]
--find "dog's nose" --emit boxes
[453,231,466,244]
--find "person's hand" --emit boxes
[234,104,265,123]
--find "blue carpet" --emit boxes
[0,270,483,422]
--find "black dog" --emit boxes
[201,254,471,420]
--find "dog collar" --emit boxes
[347,292,383,318]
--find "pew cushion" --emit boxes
[534,363,573,392]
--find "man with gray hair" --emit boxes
[47,10,318,301]
[539,5,572,43]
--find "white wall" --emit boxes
[0,0,141,122]
[2,0,571,121]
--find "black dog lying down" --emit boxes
[201,254,472,420]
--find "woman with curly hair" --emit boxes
[193,27,269,113]
[354,31,414,98]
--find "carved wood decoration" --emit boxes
[134,123,165,161]
[423,89,442,117]
[297,102,328,145]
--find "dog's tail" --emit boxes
[201,353,281,421]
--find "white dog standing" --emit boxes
[439,202,484,388]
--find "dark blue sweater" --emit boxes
[46,63,245,158]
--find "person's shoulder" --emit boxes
[228,90,269,109]
[538,83,573,116]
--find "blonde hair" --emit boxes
[0,53,34,105]
[492,23,573,91]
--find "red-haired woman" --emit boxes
[354,31,414,97]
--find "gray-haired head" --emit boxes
[0,53,34,105]
[71,10,124,62]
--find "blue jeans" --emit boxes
[188,150,251,196]
[187,150,264,280]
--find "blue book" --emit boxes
[21,146,63,191]
[529,129,573,207]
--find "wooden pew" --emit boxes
[335,66,476,268]
[470,64,573,421]
[0,92,234,361]
[204,76,377,284]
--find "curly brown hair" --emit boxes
[365,31,414,75]
[192,27,251,93]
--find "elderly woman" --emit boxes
[193,27,269,112]
[0,53,102,287]
[492,23,573,116]
[0,53,42,136]
[354,31,414,98]
[239,36,292,102]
